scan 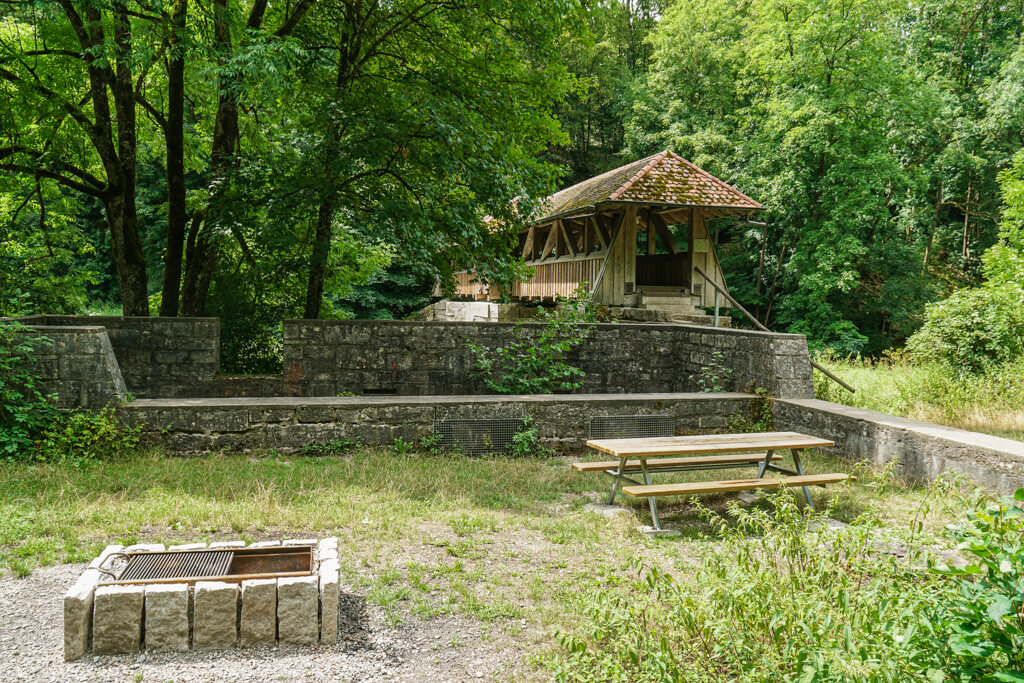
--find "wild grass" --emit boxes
[0,447,991,678]
[814,352,1024,441]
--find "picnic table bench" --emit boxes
[575,431,847,530]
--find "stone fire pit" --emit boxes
[63,538,340,661]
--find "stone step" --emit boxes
[672,314,715,326]
[639,286,685,295]
[640,295,701,306]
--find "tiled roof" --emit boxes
[535,150,763,222]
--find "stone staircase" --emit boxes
[637,286,723,326]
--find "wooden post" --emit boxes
[623,206,637,299]
[646,211,656,255]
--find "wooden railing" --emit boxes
[513,258,602,299]
[450,257,603,300]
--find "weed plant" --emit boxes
[552,489,1024,682]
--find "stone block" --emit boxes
[144,583,190,651]
[92,585,144,654]
[240,579,277,647]
[319,559,340,644]
[282,538,318,547]
[277,575,319,646]
[248,540,282,548]
[125,543,165,553]
[193,581,238,650]
[209,540,246,548]
[64,568,100,661]
[168,542,207,551]
[318,537,338,562]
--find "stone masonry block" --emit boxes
[92,585,144,654]
[318,537,338,562]
[277,575,319,646]
[144,583,190,651]
[63,568,100,661]
[240,579,277,647]
[319,559,340,644]
[125,543,166,553]
[193,581,238,650]
[209,541,246,548]
[168,542,207,551]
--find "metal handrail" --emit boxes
[693,267,855,393]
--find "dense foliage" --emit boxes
[552,489,1024,682]
[908,151,1024,372]
[468,284,599,394]
[1,0,1023,360]
[0,323,138,463]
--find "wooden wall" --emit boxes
[447,203,733,308]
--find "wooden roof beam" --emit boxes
[539,222,558,260]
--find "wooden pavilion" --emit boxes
[450,150,764,320]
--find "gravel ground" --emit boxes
[0,564,529,682]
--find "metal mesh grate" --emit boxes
[118,551,234,582]
[589,414,674,440]
[432,418,527,455]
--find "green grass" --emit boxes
[0,447,988,679]
[814,353,1024,441]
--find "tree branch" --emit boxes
[275,0,316,36]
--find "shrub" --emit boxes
[933,489,1024,678]
[0,322,59,458]
[37,407,140,465]
[1,321,138,464]
[906,284,1024,375]
[468,283,599,394]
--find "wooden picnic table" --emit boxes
[576,431,846,530]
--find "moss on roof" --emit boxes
[535,150,763,222]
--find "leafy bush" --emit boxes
[906,284,1024,375]
[934,489,1024,678]
[509,417,553,457]
[1,321,138,464]
[907,150,1024,375]
[468,283,599,394]
[0,322,59,458]
[37,407,139,465]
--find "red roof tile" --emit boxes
[536,150,763,222]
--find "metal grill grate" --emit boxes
[432,418,527,455]
[118,550,234,582]
[589,414,674,440]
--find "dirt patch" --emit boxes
[0,563,534,682]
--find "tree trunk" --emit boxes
[303,199,335,319]
[160,0,188,316]
[180,210,214,316]
[105,193,150,315]
[111,2,148,315]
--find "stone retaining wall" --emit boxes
[774,398,1024,495]
[282,320,813,399]
[17,325,127,408]
[14,315,219,398]
[121,392,759,454]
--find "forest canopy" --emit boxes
[2,0,1023,367]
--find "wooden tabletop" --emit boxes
[585,431,835,458]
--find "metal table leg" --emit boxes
[639,457,662,530]
[792,448,815,509]
[756,449,775,479]
[607,458,627,504]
